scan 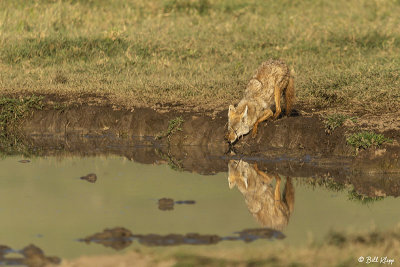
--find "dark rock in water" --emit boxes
[80,227,285,250]
[18,160,30,163]
[0,243,60,266]
[80,173,97,183]
[175,200,196,205]
[135,233,221,246]
[158,198,174,210]
[235,228,286,242]
[0,245,11,258]
[80,227,133,250]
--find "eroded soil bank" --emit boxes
[14,105,400,198]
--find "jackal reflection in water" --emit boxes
[228,160,295,230]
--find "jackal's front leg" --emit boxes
[253,163,274,183]
[273,85,282,120]
[251,109,273,138]
[274,174,282,202]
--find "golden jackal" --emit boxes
[228,160,294,230]
[227,59,295,143]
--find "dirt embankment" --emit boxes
[17,105,400,191]
[22,105,356,153]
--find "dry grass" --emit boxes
[0,0,400,113]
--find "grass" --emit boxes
[0,95,43,156]
[0,0,399,112]
[346,131,393,150]
[0,95,43,134]
[323,113,356,134]
[156,116,185,141]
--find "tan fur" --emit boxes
[227,59,295,143]
[228,160,295,230]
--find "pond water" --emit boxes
[1,155,399,261]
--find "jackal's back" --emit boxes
[244,59,290,103]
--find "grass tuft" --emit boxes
[164,0,211,15]
[0,95,43,156]
[156,116,185,141]
[346,131,393,150]
[1,37,129,65]
[323,113,356,134]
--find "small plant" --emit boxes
[53,103,68,110]
[323,113,356,134]
[348,189,384,205]
[53,71,68,84]
[156,116,184,141]
[163,0,211,15]
[346,131,393,150]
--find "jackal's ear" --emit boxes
[242,105,248,119]
[228,105,235,115]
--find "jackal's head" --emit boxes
[227,105,250,143]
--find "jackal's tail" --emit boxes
[285,76,295,116]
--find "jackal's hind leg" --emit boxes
[273,85,282,120]
[251,109,273,138]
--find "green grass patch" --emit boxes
[156,116,184,141]
[0,95,43,156]
[163,0,211,15]
[346,131,393,150]
[323,113,356,134]
[1,37,129,65]
[0,95,43,134]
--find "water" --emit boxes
[1,155,399,260]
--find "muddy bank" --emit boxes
[14,106,400,199]
[21,106,355,153]
[20,105,400,170]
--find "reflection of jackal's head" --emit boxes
[227,105,250,143]
[228,160,295,231]
[228,160,250,189]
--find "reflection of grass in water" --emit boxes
[155,149,183,172]
[299,177,386,205]
[347,189,384,205]
[143,225,400,266]
[173,253,279,267]
[327,228,390,247]
[300,177,347,192]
